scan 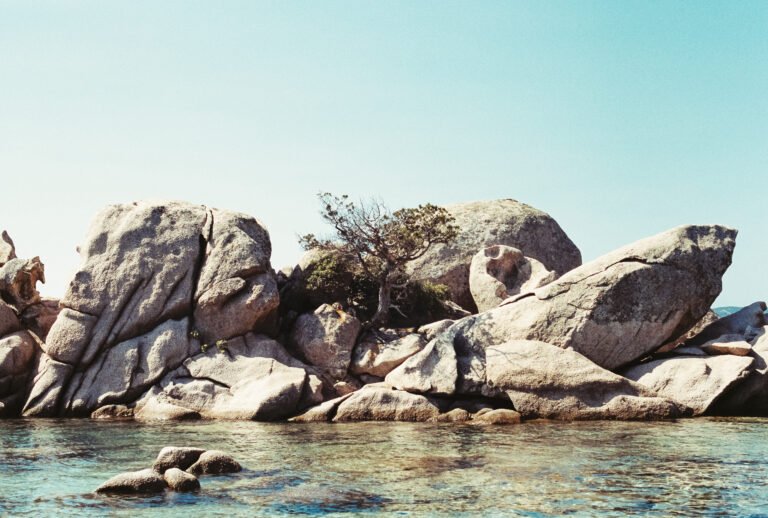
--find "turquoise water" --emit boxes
[1,418,767,517]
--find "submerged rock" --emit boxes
[471,408,522,425]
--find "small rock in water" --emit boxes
[472,409,522,425]
[95,468,167,494]
[91,404,134,419]
[163,468,200,492]
[153,446,206,473]
[187,450,242,475]
[431,408,471,422]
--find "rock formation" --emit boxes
[407,199,582,311]
[23,201,281,417]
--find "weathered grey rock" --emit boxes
[0,300,21,337]
[135,334,323,421]
[417,319,454,341]
[385,333,457,395]
[469,245,556,312]
[0,231,16,265]
[700,335,752,356]
[187,450,241,475]
[333,384,441,422]
[486,340,686,420]
[686,302,767,347]
[95,468,167,494]
[350,332,425,378]
[658,309,720,352]
[623,354,754,415]
[20,297,60,340]
[153,447,206,473]
[290,304,361,379]
[193,209,278,341]
[61,319,195,416]
[163,468,200,492]
[471,408,522,425]
[0,256,45,311]
[407,199,582,311]
[393,225,737,396]
[23,201,280,417]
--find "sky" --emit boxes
[0,1,766,306]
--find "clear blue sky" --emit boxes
[1,1,766,306]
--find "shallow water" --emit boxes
[1,418,767,517]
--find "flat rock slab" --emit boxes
[701,335,752,356]
[96,468,167,494]
[623,354,754,415]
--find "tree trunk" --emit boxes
[371,276,393,328]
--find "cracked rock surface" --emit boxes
[22,201,281,417]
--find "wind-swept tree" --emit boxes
[300,193,458,327]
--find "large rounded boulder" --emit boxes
[406,199,581,312]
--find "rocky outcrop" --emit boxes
[485,340,687,420]
[134,333,323,421]
[350,331,426,378]
[22,201,281,417]
[289,304,361,379]
[390,225,736,398]
[469,245,556,312]
[407,199,582,311]
[623,354,754,415]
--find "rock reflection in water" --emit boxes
[0,418,767,516]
